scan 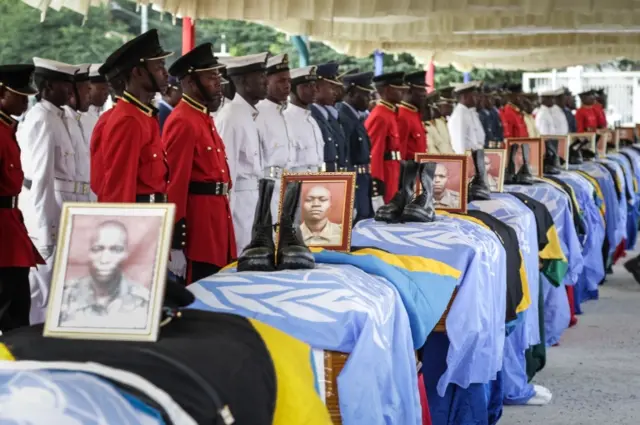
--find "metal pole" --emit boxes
[140,4,148,34]
[463,72,471,83]
[374,50,384,76]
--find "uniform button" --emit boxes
[153,153,157,158]
[358,137,362,141]
[221,169,225,173]
[9,164,13,168]
[228,215,231,219]
[217,148,221,152]
[335,143,338,147]
[181,242,186,246]
[207,146,212,151]
[182,224,186,228]
[328,137,332,141]
[182,232,186,236]
[167,180,170,184]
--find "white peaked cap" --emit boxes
[453,80,482,94]
[219,52,269,76]
[266,53,287,69]
[32,57,77,76]
[89,64,103,78]
[290,66,317,80]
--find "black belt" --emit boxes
[325,162,338,172]
[136,193,168,203]
[383,151,402,161]
[188,181,230,196]
[0,196,18,208]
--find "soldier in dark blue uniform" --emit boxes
[489,87,505,146]
[477,87,495,147]
[561,88,578,133]
[337,72,375,222]
[310,62,349,172]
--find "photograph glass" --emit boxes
[416,153,468,213]
[44,203,175,342]
[597,129,614,156]
[505,138,543,177]
[615,127,634,151]
[279,172,355,252]
[466,149,506,193]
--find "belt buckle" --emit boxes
[11,196,17,208]
[149,194,155,203]
[215,182,221,195]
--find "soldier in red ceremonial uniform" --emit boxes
[366,72,408,208]
[89,65,124,199]
[575,91,599,133]
[98,29,171,204]
[591,89,607,129]
[0,64,45,331]
[500,84,529,138]
[397,71,428,160]
[163,43,236,283]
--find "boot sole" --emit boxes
[237,256,276,272]
[276,254,316,270]
[401,206,436,223]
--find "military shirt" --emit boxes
[435,189,461,208]
[60,275,150,329]
[299,221,343,246]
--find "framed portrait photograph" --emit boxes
[465,149,506,193]
[597,129,615,156]
[615,127,634,150]
[541,135,569,170]
[415,153,468,213]
[568,132,597,157]
[505,138,544,178]
[44,203,175,342]
[278,172,356,252]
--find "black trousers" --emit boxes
[189,261,222,284]
[0,267,31,332]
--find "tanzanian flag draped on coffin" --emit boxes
[0,310,331,425]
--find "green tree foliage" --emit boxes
[1,0,526,86]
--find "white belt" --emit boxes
[54,179,91,195]
[263,166,286,179]
[233,178,259,192]
[289,166,323,173]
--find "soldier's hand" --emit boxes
[39,245,54,261]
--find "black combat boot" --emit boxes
[543,139,562,175]
[581,139,596,161]
[401,162,436,222]
[504,143,519,185]
[468,149,491,201]
[569,140,584,165]
[237,179,276,272]
[276,180,315,270]
[516,143,535,185]
[375,160,419,223]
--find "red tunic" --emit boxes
[500,103,528,139]
[593,102,607,129]
[0,111,44,268]
[575,106,598,132]
[366,101,402,203]
[89,108,114,198]
[163,98,237,269]
[397,102,427,161]
[99,92,169,202]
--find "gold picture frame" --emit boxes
[505,138,544,178]
[597,129,615,156]
[568,132,597,159]
[465,149,507,193]
[541,135,570,170]
[278,172,356,252]
[415,153,469,213]
[44,202,175,342]
[614,127,634,151]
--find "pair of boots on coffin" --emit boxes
[568,139,595,165]
[238,179,315,272]
[505,143,535,185]
[543,139,563,175]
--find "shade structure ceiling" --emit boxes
[20,0,640,70]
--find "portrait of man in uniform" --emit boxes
[280,173,355,252]
[433,162,462,209]
[45,204,175,342]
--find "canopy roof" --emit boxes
[21,0,640,70]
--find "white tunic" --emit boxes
[215,94,263,254]
[447,103,484,154]
[17,99,76,249]
[256,99,294,220]
[535,105,556,135]
[283,103,324,171]
[81,105,101,141]
[63,106,91,201]
[551,104,569,135]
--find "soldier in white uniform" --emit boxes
[80,64,109,142]
[215,52,268,254]
[256,53,294,220]
[284,66,325,173]
[550,88,569,135]
[17,58,77,324]
[535,90,557,135]
[62,63,92,202]
[447,81,485,154]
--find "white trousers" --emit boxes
[230,189,259,255]
[29,246,56,325]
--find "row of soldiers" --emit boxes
[0,27,611,332]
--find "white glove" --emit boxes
[371,196,385,213]
[168,249,187,278]
[38,245,54,261]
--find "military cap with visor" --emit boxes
[315,62,341,86]
[168,42,225,80]
[372,72,407,89]
[342,71,374,93]
[265,53,290,75]
[0,64,38,96]
[99,29,173,78]
[403,71,428,89]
